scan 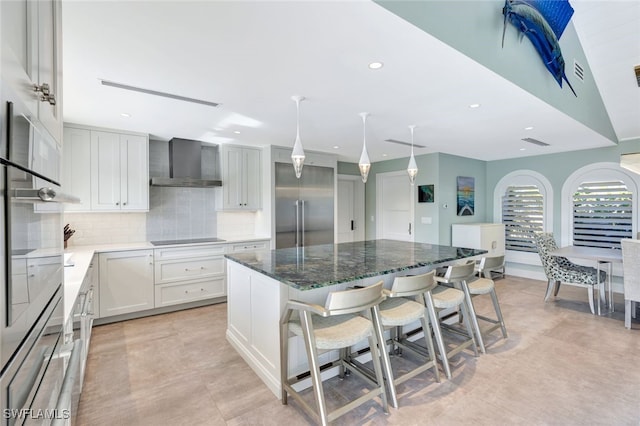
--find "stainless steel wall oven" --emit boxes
[1,83,76,424]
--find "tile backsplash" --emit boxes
[64,212,147,246]
[146,186,217,241]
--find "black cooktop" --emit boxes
[150,238,226,246]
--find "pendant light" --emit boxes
[407,125,418,185]
[291,95,305,179]
[358,112,371,183]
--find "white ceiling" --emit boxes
[61,0,640,164]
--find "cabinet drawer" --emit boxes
[155,257,225,284]
[229,241,269,252]
[154,277,225,308]
[154,244,226,260]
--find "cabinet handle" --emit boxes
[116,202,119,206]
[33,83,56,105]
[123,202,127,206]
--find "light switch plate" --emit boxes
[421,217,432,224]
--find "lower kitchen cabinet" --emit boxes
[154,244,226,307]
[155,278,225,307]
[99,249,154,317]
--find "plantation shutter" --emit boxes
[573,180,632,250]
[502,185,544,252]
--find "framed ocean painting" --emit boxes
[418,184,434,203]
[457,176,474,216]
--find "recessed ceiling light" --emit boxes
[233,130,241,134]
[214,127,222,131]
[468,103,481,109]
[368,62,383,70]
[120,113,131,118]
[520,148,526,151]
[382,153,388,157]
[333,145,339,149]
[524,126,534,130]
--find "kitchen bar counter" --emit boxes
[225,239,485,290]
[225,239,486,397]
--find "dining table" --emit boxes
[549,245,622,315]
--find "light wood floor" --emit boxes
[77,276,640,425]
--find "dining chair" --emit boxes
[280,281,390,426]
[620,239,640,329]
[375,271,441,407]
[533,232,606,315]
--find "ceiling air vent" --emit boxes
[100,79,221,107]
[573,60,585,82]
[635,65,640,87]
[522,137,550,147]
[384,138,427,148]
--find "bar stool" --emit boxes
[477,255,506,280]
[472,256,508,340]
[430,268,479,379]
[280,281,390,426]
[375,271,441,407]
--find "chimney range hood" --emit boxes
[150,138,222,187]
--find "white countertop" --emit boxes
[62,235,270,320]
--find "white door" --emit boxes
[337,175,365,243]
[376,171,414,241]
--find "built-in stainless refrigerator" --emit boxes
[275,162,334,249]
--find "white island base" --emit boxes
[225,259,437,398]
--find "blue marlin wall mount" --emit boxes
[502,0,577,97]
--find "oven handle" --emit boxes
[13,188,80,203]
[52,340,81,426]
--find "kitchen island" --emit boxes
[224,239,486,397]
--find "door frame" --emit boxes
[376,170,415,241]
[337,174,365,242]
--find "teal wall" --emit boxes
[375,0,617,143]
[337,161,360,176]
[358,138,640,245]
[437,154,487,245]
[487,138,640,236]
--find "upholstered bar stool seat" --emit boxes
[280,281,391,426]
[373,271,441,407]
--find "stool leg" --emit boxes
[300,311,329,426]
[461,280,486,354]
[371,306,396,409]
[424,293,452,379]
[489,289,508,338]
[459,302,479,357]
[280,317,289,404]
[420,315,440,383]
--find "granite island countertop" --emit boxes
[224,239,487,290]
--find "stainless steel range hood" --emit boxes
[150,138,222,187]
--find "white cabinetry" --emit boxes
[62,125,149,212]
[228,240,269,253]
[451,223,505,256]
[91,130,148,211]
[62,127,92,211]
[1,0,63,143]
[99,250,154,317]
[153,245,226,307]
[219,145,262,210]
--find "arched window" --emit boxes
[494,171,553,262]
[562,163,639,249]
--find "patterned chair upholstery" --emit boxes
[534,232,606,314]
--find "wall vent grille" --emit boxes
[574,60,585,82]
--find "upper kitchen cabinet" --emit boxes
[62,127,92,211]
[91,130,149,211]
[219,145,262,210]
[1,0,63,143]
